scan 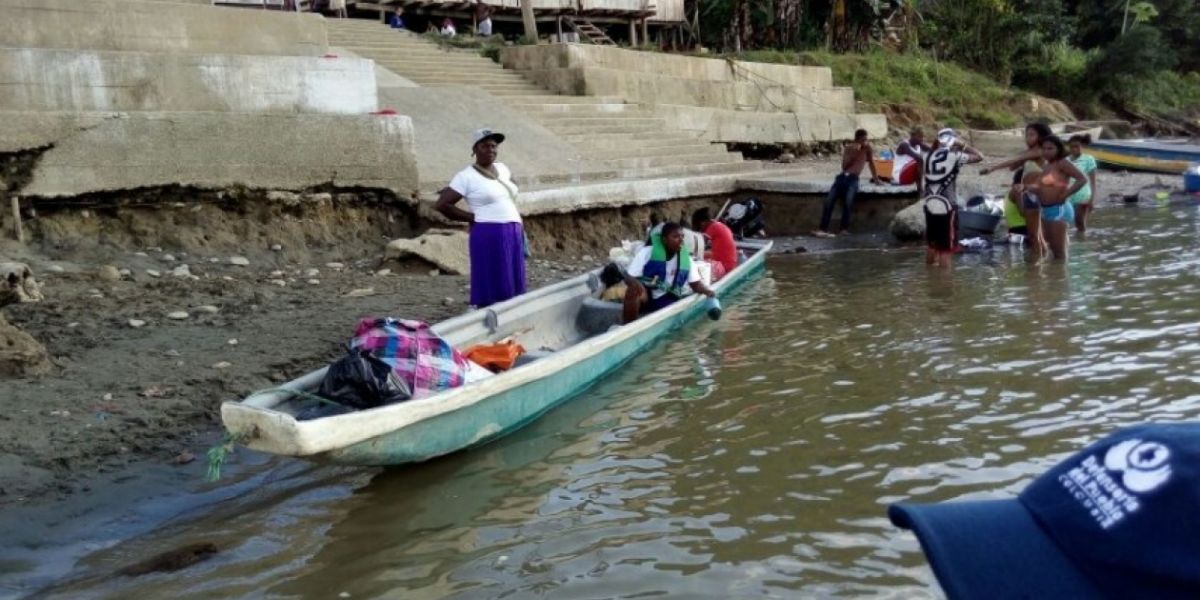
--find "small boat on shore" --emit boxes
[221,240,771,466]
[1088,139,1200,174]
[966,125,1104,157]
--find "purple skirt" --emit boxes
[470,222,527,308]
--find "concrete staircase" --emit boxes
[325,19,759,187]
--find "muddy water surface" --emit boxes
[36,204,1200,599]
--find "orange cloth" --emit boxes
[464,340,525,372]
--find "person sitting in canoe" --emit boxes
[622,222,715,323]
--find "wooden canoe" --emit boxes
[220,240,771,465]
[966,125,1104,157]
[1088,139,1200,174]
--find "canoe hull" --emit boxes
[1089,140,1200,174]
[236,246,768,467]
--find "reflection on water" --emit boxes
[44,206,1200,599]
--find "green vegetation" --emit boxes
[694,0,1200,130]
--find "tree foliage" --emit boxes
[686,0,1199,119]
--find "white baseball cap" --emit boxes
[473,128,506,146]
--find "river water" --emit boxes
[38,204,1200,599]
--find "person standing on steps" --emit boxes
[327,0,347,18]
[436,129,527,308]
[474,0,495,36]
[813,129,883,238]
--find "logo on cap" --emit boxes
[1105,439,1172,493]
[1059,438,1173,529]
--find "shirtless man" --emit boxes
[814,129,883,237]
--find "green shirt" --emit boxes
[1068,154,1097,205]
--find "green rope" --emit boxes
[205,387,350,482]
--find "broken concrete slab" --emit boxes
[0,48,378,114]
[0,0,327,56]
[384,230,470,274]
[0,111,419,198]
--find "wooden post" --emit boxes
[10,197,23,243]
[628,19,637,46]
[640,18,648,46]
[556,16,563,42]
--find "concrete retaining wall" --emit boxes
[654,104,887,143]
[0,49,377,114]
[0,0,328,56]
[516,66,856,114]
[0,111,418,198]
[501,45,832,89]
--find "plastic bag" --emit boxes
[318,348,412,410]
[464,340,526,372]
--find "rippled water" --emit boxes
[44,205,1200,599]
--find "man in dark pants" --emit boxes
[813,129,883,238]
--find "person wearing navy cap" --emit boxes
[889,422,1200,599]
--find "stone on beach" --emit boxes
[166,311,189,320]
[384,230,470,275]
[0,313,52,376]
[97,265,121,282]
[128,319,147,328]
[0,262,45,306]
[890,200,926,242]
[229,256,250,266]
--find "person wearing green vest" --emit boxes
[622,222,715,324]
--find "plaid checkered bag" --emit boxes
[349,318,469,398]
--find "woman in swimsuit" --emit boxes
[981,123,1054,260]
[1025,136,1087,260]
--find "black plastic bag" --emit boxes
[318,348,412,411]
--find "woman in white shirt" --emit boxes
[436,129,526,308]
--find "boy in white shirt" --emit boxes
[622,222,715,323]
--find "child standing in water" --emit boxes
[922,128,984,267]
[1066,134,1098,233]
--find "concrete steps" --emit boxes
[546,121,670,136]
[589,144,732,160]
[510,102,639,115]
[598,151,743,170]
[501,95,627,105]
[325,19,760,186]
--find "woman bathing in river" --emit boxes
[1066,134,1099,233]
[981,123,1054,259]
[1023,136,1088,260]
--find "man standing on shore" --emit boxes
[813,129,883,238]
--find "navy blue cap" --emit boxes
[889,422,1200,600]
